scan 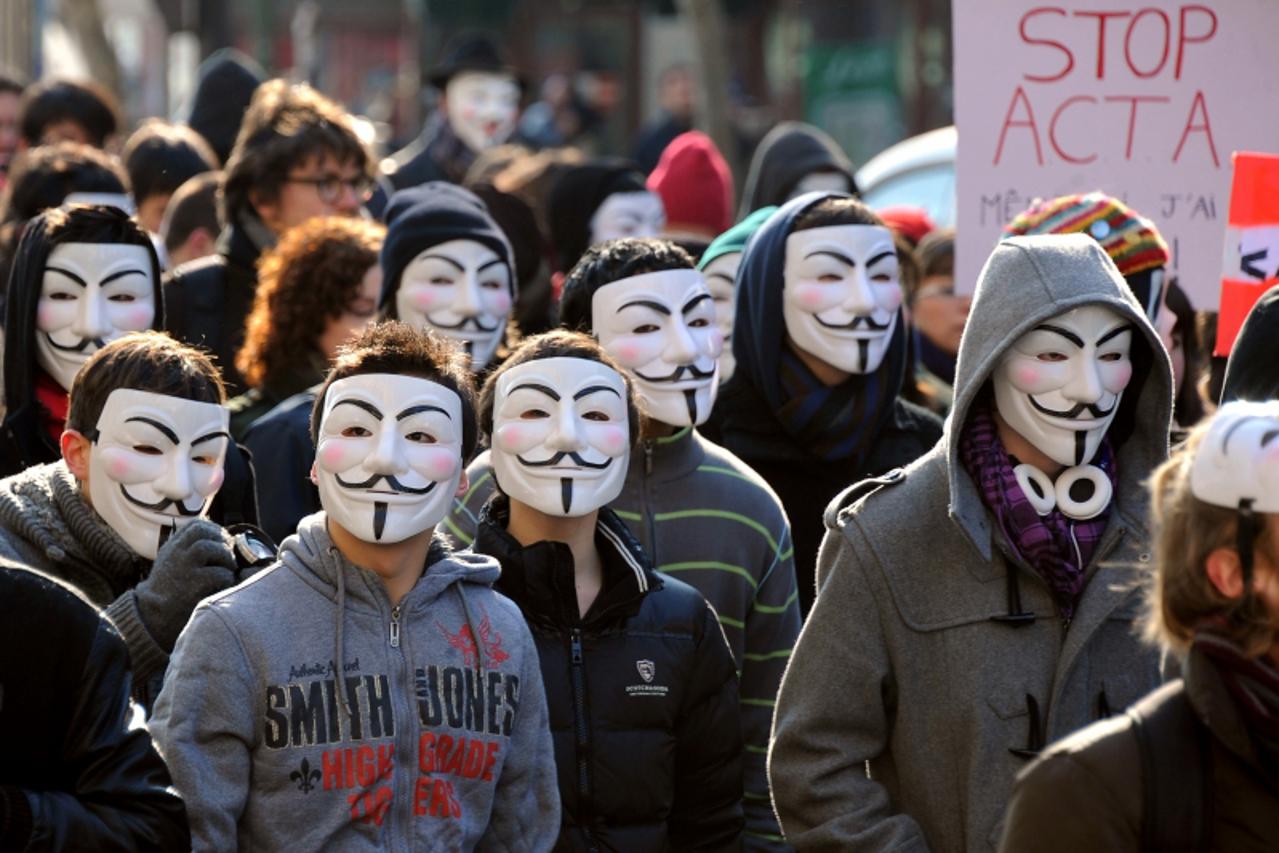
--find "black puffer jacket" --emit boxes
[0,564,189,850]
[473,497,744,852]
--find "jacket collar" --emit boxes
[1185,640,1272,771]
[220,210,276,272]
[474,493,661,628]
[633,426,704,482]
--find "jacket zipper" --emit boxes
[569,627,599,852]
[643,440,654,475]
[390,605,401,648]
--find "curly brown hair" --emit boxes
[236,216,385,389]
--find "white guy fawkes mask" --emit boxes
[702,251,742,382]
[591,268,722,427]
[37,243,157,390]
[87,389,230,560]
[395,238,513,371]
[491,357,630,517]
[993,304,1135,468]
[444,71,521,153]
[589,192,666,246]
[789,172,850,200]
[782,224,902,374]
[314,374,464,544]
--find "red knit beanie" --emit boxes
[647,131,733,239]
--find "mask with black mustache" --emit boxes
[490,356,631,517]
[993,304,1135,468]
[85,389,230,560]
[36,242,158,390]
[395,239,513,371]
[314,374,465,543]
[591,268,723,428]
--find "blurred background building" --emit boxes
[0,0,953,188]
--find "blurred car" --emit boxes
[856,125,956,228]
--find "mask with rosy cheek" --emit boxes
[394,238,513,371]
[701,252,741,383]
[86,389,230,560]
[993,305,1135,521]
[490,357,631,517]
[444,72,521,153]
[591,268,722,427]
[314,374,464,543]
[782,224,902,374]
[37,243,157,390]
[589,192,666,245]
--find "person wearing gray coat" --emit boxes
[768,233,1174,852]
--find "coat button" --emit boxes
[1138,552,1151,563]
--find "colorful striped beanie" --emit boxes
[1003,192,1169,277]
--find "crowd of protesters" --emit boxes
[0,27,1276,853]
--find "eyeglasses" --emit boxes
[285,174,375,204]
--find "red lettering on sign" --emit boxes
[1104,95,1170,159]
[1048,95,1097,164]
[1123,9,1171,78]
[994,86,1043,166]
[1176,5,1217,79]
[1173,89,1219,167]
[1074,10,1131,79]
[1020,7,1074,82]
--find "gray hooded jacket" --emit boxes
[151,512,560,852]
[768,233,1173,852]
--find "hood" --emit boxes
[280,512,501,612]
[378,182,514,314]
[186,49,266,166]
[647,131,734,237]
[730,191,905,411]
[946,233,1173,553]
[546,158,647,273]
[3,207,165,417]
[1221,283,1279,404]
[738,122,857,219]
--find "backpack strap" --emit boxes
[1128,680,1214,853]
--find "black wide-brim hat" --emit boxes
[428,31,526,93]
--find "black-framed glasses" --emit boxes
[285,174,375,204]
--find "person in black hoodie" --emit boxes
[0,204,163,475]
[708,194,942,612]
[163,79,372,396]
[547,158,664,276]
[472,329,744,851]
[737,122,858,220]
[183,48,266,167]
[1221,282,1279,405]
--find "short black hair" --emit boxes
[558,237,694,333]
[0,142,128,226]
[18,79,121,148]
[161,171,221,254]
[310,321,478,459]
[122,119,217,205]
[790,196,884,232]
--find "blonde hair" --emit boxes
[1145,419,1279,657]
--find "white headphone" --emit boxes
[1014,462,1112,521]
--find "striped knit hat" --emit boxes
[1003,192,1169,277]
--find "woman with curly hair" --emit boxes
[229,216,383,437]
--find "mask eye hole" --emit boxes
[1098,352,1125,362]
[632,323,660,334]
[340,426,372,438]
[406,431,436,444]
[688,318,709,328]
[519,409,549,420]
[1036,352,1068,363]
[429,277,453,286]
[192,454,217,466]
[47,292,77,301]
[108,293,137,303]
[132,444,163,455]
[816,273,842,284]
[480,279,504,291]
[582,411,610,422]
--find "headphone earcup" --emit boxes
[1055,465,1111,520]
[1014,463,1056,516]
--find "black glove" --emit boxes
[133,519,238,652]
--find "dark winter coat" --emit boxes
[999,642,1279,852]
[384,114,472,190]
[707,374,940,614]
[473,497,745,852]
[162,214,271,397]
[239,387,320,545]
[0,564,189,850]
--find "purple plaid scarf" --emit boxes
[959,405,1115,618]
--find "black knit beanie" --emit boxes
[547,158,647,273]
[378,182,515,316]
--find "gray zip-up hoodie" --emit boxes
[151,512,560,852]
[769,233,1174,852]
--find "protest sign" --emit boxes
[954,1,1279,306]
[1214,152,1279,356]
